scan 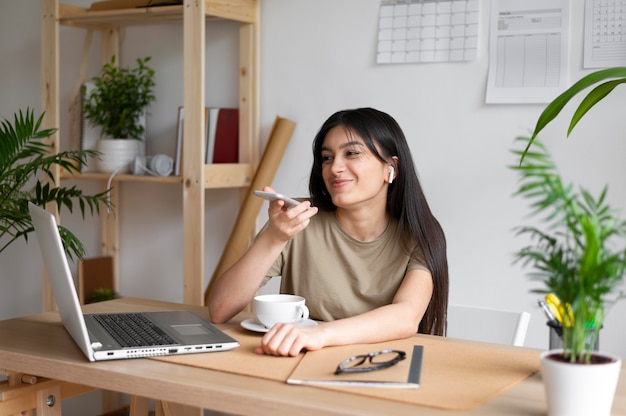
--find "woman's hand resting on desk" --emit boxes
[256,323,325,356]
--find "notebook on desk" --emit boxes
[28,202,239,362]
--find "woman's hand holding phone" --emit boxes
[253,190,300,207]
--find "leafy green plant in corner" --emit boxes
[86,287,118,304]
[0,108,111,261]
[82,55,156,140]
[520,67,626,162]
[511,136,626,363]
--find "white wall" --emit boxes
[2,0,625,366]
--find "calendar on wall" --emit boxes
[376,0,480,64]
[584,0,626,68]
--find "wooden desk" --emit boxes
[1,298,625,415]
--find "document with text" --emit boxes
[485,0,570,104]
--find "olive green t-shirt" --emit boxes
[265,210,429,322]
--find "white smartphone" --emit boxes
[253,190,300,207]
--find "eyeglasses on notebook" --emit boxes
[335,349,406,374]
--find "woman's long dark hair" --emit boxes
[308,108,449,336]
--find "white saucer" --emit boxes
[240,318,318,333]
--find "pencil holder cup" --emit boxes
[547,321,600,351]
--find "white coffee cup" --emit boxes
[253,294,309,328]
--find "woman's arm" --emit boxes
[256,268,433,356]
[208,187,318,323]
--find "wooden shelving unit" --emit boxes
[40,0,259,311]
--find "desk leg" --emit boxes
[156,400,170,416]
[5,371,34,416]
[103,390,127,413]
[35,383,62,416]
[129,395,150,416]
[155,400,202,416]
[1,371,93,415]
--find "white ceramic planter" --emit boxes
[96,139,140,173]
[541,349,621,416]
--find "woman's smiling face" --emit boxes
[320,125,389,209]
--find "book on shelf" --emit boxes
[174,106,209,176]
[287,344,423,389]
[206,108,239,164]
[174,106,184,176]
[205,108,219,164]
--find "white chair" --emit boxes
[446,304,531,347]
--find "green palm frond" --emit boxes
[0,108,112,261]
[520,67,626,163]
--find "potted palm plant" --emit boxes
[513,67,626,416]
[82,55,156,173]
[511,137,625,416]
[0,108,110,260]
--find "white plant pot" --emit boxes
[96,139,140,173]
[541,349,621,416]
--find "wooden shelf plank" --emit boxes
[60,164,252,188]
[58,0,255,28]
[60,172,183,183]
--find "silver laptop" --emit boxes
[28,202,239,361]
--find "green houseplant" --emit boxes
[511,136,625,416]
[517,66,626,361]
[82,56,156,173]
[511,137,626,363]
[0,108,110,261]
[514,67,626,416]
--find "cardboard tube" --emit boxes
[204,116,296,305]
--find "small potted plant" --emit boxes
[82,55,156,173]
[513,67,626,416]
[511,136,626,416]
[0,108,110,260]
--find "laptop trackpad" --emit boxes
[172,324,211,336]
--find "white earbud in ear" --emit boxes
[388,165,395,184]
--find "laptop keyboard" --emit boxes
[94,313,177,347]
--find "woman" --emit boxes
[209,107,448,356]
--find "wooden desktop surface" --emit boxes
[0,297,625,415]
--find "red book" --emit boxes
[211,108,239,163]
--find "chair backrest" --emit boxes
[446,304,531,347]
